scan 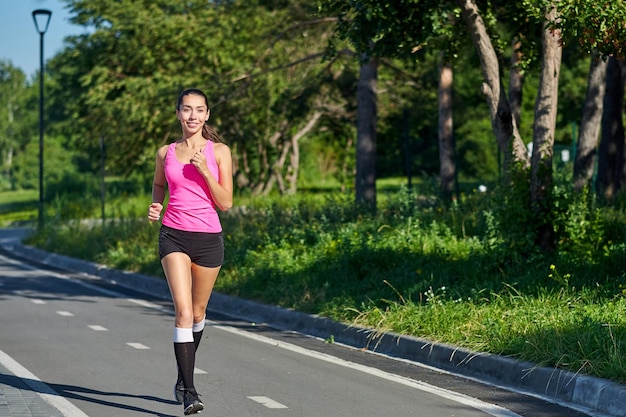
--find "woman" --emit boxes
[148,88,233,415]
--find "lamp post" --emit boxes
[32,9,52,229]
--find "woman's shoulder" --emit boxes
[212,141,231,153]
[212,142,231,160]
[156,143,171,159]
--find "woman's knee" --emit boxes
[175,309,194,327]
[192,306,207,324]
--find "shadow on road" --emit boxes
[0,372,178,417]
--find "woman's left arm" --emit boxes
[204,143,233,211]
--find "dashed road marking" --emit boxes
[31,299,46,304]
[128,299,160,309]
[247,396,288,409]
[126,342,151,350]
[56,311,74,317]
[88,325,108,331]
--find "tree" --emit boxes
[53,0,345,195]
[0,61,34,191]
[315,0,626,250]
[529,4,562,251]
[355,54,378,208]
[509,38,524,129]
[456,0,529,172]
[438,56,456,201]
[596,56,625,200]
[551,0,626,196]
[573,53,606,191]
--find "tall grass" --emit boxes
[23,182,626,384]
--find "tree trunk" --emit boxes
[438,56,456,201]
[260,113,322,195]
[286,111,322,194]
[456,0,529,174]
[509,37,524,129]
[530,7,562,252]
[597,56,626,200]
[355,55,378,209]
[574,53,607,191]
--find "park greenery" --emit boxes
[0,0,625,385]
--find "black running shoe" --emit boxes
[173,380,184,404]
[183,390,204,415]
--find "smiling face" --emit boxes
[176,93,210,135]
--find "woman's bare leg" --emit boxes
[191,263,221,323]
[163,253,221,402]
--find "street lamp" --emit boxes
[32,9,52,229]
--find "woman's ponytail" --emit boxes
[202,124,223,143]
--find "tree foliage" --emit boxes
[5,0,622,215]
[552,0,626,58]
[48,0,363,196]
[0,61,37,191]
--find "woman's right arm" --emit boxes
[148,145,168,222]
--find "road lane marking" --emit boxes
[126,342,151,350]
[88,325,108,331]
[31,299,46,304]
[212,322,522,417]
[0,348,89,417]
[56,311,74,317]
[247,396,288,409]
[194,367,207,374]
[128,298,160,309]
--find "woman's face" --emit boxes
[176,94,209,135]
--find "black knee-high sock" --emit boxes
[193,329,204,350]
[174,342,196,392]
[177,330,203,385]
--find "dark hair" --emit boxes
[176,88,223,143]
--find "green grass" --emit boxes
[19,185,626,385]
[0,190,38,226]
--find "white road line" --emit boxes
[247,396,289,409]
[212,322,522,417]
[0,348,89,417]
[194,367,207,375]
[87,325,108,331]
[56,311,74,317]
[128,298,160,309]
[31,299,46,304]
[126,342,151,350]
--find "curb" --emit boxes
[7,242,626,417]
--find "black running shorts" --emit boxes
[158,225,224,268]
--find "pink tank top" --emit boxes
[162,141,222,233]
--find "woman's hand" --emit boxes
[190,149,209,177]
[148,202,163,222]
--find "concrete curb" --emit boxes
[7,242,626,417]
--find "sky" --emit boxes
[0,0,87,79]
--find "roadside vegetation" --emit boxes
[7,175,626,385]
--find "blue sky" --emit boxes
[0,0,87,79]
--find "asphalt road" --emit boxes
[0,248,604,417]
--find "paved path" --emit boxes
[0,362,66,417]
[0,227,66,417]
